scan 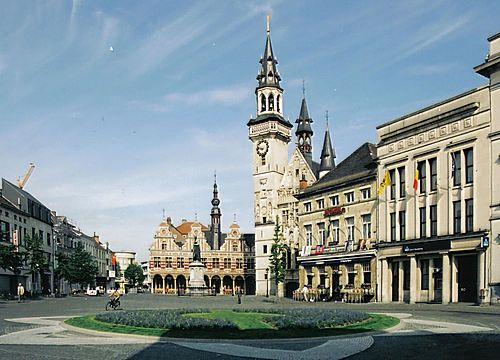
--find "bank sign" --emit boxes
[402,240,450,253]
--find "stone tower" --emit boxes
[247,16,292,295]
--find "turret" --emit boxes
[210,173,221,250]
[295,95,314,164]
[319,111,336,178]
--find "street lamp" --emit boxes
[266,268,269,298]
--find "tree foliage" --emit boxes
[25,234,48,276]
[0,242,28,276]
[124,263,145,288]
[269,216,289,289]
[56,242,98,289]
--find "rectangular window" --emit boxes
[434,258,443,290]
[224,258,231,269]
[317,222,325,245]
[465,199,473,233]
[399,210,406,241]
[399,167,406,198]
[419,207,427,238]
[418,161,427,194]
[263,245,268,254]
[245,258,254,269]
[166,257,172,268]
[316,199,325,209]
[421,259,429,290]
[346,217,355,242]
[453,201,461,234]
[0,221,10,242]
[430,205,438,236]
[389,169,396,200]
[330,195,339,206]
[361,188,371,200]
[236,258,243,269]
[161,243,168,250]
[362,214,371,239]
[362,262,371,285]
[345,191,355,203]
[304,202,312,212]
[390,212,396,242]
[429,158,437,191]
[347,264,355,285]
[153,257,161,268]
[177,257,184,268]
[453,151,461,186]
[403,261,410,291]
[465,148,473,184]
[212,258,219,268]
[330,220,340,244]
[305,225,312,246]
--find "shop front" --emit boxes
[378,234,488,304]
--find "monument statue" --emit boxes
[193,237,201,262]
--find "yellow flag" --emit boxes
[378,170,391,195]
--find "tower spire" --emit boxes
[210,173,221,250]
[295,88,314,164]
[319,110,336,178]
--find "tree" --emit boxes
[124,263,145,288]
[25,234,48,295]
[0,242,29,293]
[269,216,289,296]
[56,242,98,290]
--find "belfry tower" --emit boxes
[210,174,221,250]
[295,91,314,165]
[247,16,293,295]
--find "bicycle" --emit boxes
[105,298,121,311]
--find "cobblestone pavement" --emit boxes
[0,295,499,359]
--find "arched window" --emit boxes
[268,93,274,111]
[277,95,281,112]
[261,94,266,112]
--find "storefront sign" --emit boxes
[315,245,324,254]
[324,207,346,217]
[402,240,450,253]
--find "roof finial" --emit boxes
[195,212,198,222]
[302,79,306,98]
[266,13,271,34]
[234,213,237,223]
[162,208,165,218]
[214,170,217,184]
[325,110,329,128]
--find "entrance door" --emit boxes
[391,262,399,302]
[458,255,478,302]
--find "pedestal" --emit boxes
[188,261,207,296]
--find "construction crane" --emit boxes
[17,163,35,189]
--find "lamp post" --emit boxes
[266,268,269,298]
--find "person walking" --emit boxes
[17,283,24,303]
[237,288,243,304]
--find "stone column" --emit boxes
[232,277,236,295]
[478,251,486,304]
[325,266,333,298]
[162,275,166,295]
[442,253,450,304]
[451,256,458,303]
[409,256,417,304]
[398,261,404,303]
[173,276,177,291]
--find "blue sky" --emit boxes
[0,0,498,261]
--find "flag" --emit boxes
[413,169,419,191]
[378,170,391,195]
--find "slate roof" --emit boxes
[176,221,208,235]
[247,113,293,128]
[297,142,377,198]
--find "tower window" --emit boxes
[268,93,274,111]
[261,94,266,112]
[277,95,280,112]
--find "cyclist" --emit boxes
[109,288,120,306]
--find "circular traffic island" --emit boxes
[65,309,399,339]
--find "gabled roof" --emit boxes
[297,142,377,197]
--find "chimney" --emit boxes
[299,175,308,190]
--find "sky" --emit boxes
[0,0,498,261]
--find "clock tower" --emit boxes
[247,16,292,295]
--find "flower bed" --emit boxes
[95,308,368,330]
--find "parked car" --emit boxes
[86,287,98,296]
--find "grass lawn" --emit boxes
[65,311,400,339]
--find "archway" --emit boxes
[152,274,163,294]
[176,275,186,290]
[165,275,175,290]
[285,281,299,298]
[223,275,233,294]
[235,276,245,294]
[211,275,221,294]
[245,275,256,295]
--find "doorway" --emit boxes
[457,255,478,302]
[391,262,399,302]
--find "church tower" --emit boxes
[295,94,314,165]
[210,174,221,250]
[319,112,336,178]
[247,16,292,295]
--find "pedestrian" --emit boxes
[301,284,309,302]
[17,283,24,303]
[237,288,242,304]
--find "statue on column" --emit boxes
[193,237,201,262]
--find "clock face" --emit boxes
[256,139,269,157]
